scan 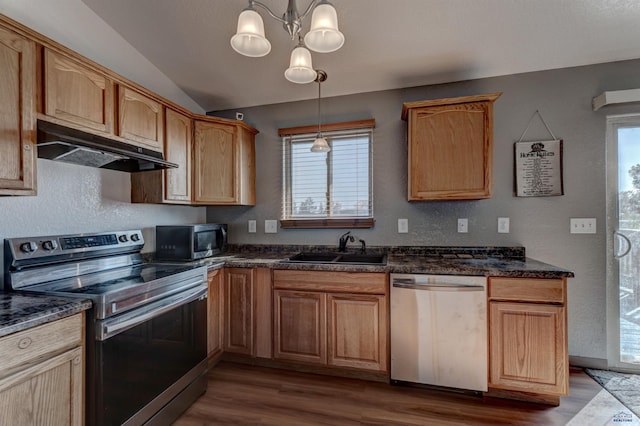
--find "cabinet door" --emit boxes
[0,346,83,426]
[273,290,326,365]
[0,25,36,195]
[328,294,387,371]
[118,85,164,151]
[44,49,114,133]
[489,301,568,395]
[224,268,254,355]
[207,269,224,358]
[130,107,192,204]
[193,120,239,204]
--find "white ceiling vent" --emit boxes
[593,89,640,111]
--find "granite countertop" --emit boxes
[198,245,575,279]
[0,293,92,338]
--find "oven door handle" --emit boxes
[97,284,207,341]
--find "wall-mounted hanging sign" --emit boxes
[514,110,564,197]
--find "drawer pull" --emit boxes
[18,337,33,349]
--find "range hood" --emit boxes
[37,120,178,172]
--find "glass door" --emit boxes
[607,115,640,371]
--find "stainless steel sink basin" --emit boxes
[283,252,386,265]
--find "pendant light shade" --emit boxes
[310,136,331,152]
[230,1,345,82]
[230,8,271,57]
[284,46,317,84]
[304,1,344,53]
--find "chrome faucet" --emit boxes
[338,231,354,252]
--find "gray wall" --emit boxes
[208,59,640,363]
[0,160,206,283]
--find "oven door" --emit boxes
[88,285,207,426]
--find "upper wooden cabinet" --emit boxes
[131,107,192,204]
[43,48,115,134]
[117,85,164,151]
[402,93,501,200]
[193,118,257,206]
[0,23,37,196]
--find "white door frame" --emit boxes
[606,113,640,372]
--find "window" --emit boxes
[280,120,374,229]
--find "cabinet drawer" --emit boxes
[489,278,565,304]
[273,270,387,294]
[0,314,83,376]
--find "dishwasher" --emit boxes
[390,273,488,392]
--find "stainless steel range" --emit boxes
[4,230,208,426]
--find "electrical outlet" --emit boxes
[248,220,256,233]
[570,218,596,234]
[457,218,468,233]
[498,217,510,233]
[398,218,409,233]
[265,220,278,233]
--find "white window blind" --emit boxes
[282,128,373,223]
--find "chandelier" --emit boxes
[230,0,345,84]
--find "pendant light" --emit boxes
[230,0,344,83]
[310,70,330,153]
[284,38,317,84]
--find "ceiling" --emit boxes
[81,0,640,112]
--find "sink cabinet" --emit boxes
[0,23,37,196]
[488,277,568,404]
[402,93,501,200]
[0,313,84,426]
[273,270,388,372]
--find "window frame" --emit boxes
[279,119,376,229]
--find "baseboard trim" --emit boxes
[569,356,608,370]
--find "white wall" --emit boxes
[208,59,640,364]
[0,0,204,114]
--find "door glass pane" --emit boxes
[617,126,640,365]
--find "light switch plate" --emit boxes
[457,218,468,233]
[498,217,510,233]
[570,218,596,234]
[248,220,256,233]
[398,218,409,233]
[265,220,278,233]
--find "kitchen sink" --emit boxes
[283,252,386,265]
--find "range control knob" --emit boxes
[118,235,129,243]
[130,233,140,242]
[20,242,38,253]
[42,240,58,251]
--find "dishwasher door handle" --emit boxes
[392,281,485,291]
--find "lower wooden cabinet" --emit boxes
[224,268,272,358]
[207,269,224,359]
[488,277,568,400]
[328,293,387,371]
[273,270,388,372]
[274,290,326,364]
[0,313,84,426]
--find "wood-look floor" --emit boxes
[174,362,601,425]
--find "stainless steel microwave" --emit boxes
[155,224,227,261]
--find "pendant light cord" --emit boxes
[317,78,322,136]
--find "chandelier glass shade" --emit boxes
[230,0,344,83]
